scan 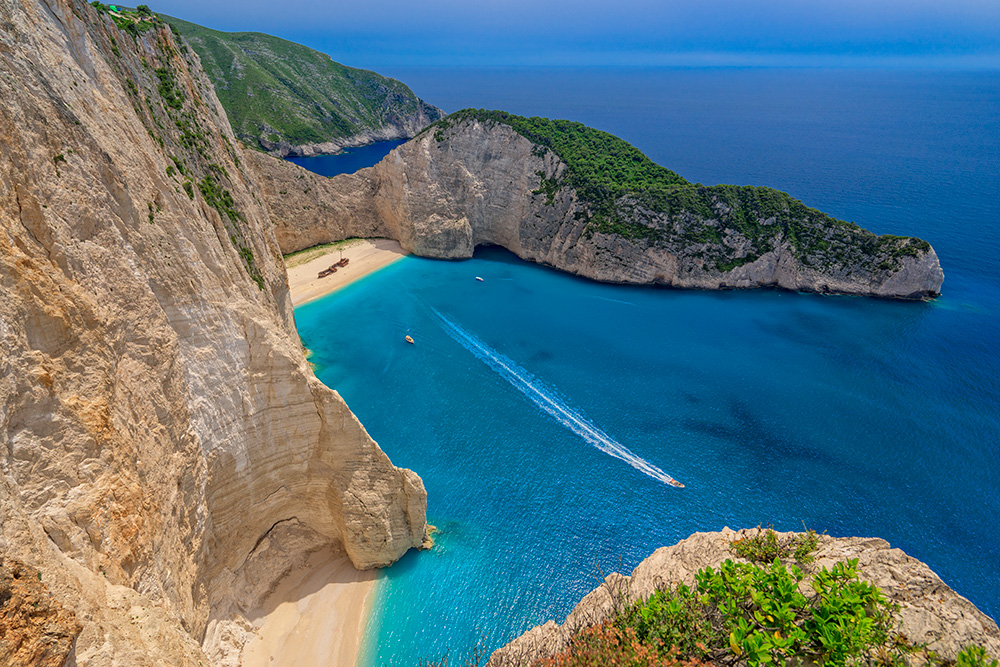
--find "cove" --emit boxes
[295,246,999,665]
[294,68,1000,664]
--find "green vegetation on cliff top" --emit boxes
[91,2,159,38]
[542,556,996,667]
[159,14,442,151]
[530,533,995,667]
[429,110,932,275]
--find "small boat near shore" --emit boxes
[405,335,414,345]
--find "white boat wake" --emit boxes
[433,310,684,488]
[590,295,636,306]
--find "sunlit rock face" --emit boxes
[0,0,425,663]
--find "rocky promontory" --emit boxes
[489,529,1000,665]
[259,111,944,300]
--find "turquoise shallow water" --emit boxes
[292,69,1000,664]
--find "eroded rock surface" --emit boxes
[0,0,425,663]
[489,529,1000,665]
[0,557,81,667]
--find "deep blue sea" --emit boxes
[291,68,1000,666]
[286,138,407,177]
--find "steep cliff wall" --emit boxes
[247,150,392,255]
[259,115,943,300]
[490,529,1000,665]
[0,0,425,663]
[0,556,82,667]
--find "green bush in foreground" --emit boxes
[614,558,904,666]
[958,645,1000,667]
[429,538,994,667]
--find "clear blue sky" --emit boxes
[152,0,1000,69]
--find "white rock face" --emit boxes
[489,529,1000,665]
[260,119,944,300]
[0,0,425,663]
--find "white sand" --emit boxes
[287,238,408,306]
[262,239,399,665]
[240,551,377,667]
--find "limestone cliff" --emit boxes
[248,151,392,256]
[489,529,1000,665]
[259,113,943,300]
[0,0,425,663]
[0,557,82,667]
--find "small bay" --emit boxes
[293,68,1000,665]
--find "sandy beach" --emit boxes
[240,550,377,667]
[287,238,408,306]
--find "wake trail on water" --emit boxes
[432,310,684,488]
[591,295,636,306]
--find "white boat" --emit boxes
[475,276,484,282]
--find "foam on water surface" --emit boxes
[433,309,684,488]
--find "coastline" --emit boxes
[287,238,408,306]
[240,550,377,667]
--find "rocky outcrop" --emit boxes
[489,529,1000,665]
[0,0,425,664]
[0,557,82,667]
[258,116,943,300]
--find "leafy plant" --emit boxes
[616,584,712,658]
[729,527,821,564]
[590,558,912,667]
[793,530,820,563]
[170,155,188,176]
[532,170,561,206]
[197,174,241,223]
[957,646,1000,667]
